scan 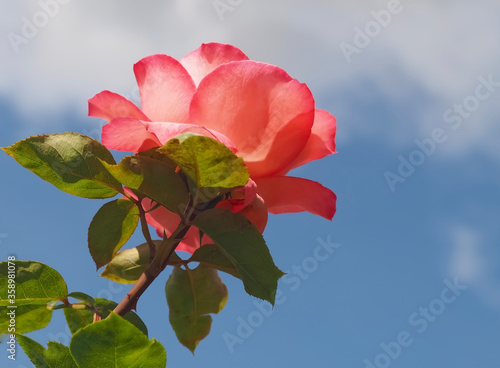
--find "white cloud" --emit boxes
[1,0,499,159]
[449,226,483,283]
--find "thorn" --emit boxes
[126,293,138,311]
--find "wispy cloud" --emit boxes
[449,226,483,283]
[448,225,500,311]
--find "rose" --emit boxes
[89,43,337,253]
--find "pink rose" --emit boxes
[89,43,336,254]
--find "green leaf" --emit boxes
[103,151,189,215]
[17,335,78,368]
[64,298,148,336]
[88,198,140,269]
[67,292,95,306]
[1,133,121,198]
[70,313,165,368]
[100,242,152,284]
[0,261,68,306]
[190,244,240,279]
[193,209,285,305]
[63,307,90,335]
[0,304,53,334]
[165,265,228,353]
[100,239,185,284]
[160,135,249,194]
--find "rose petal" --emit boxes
[134,55,196,123]
[190,60,315,179]
[102,117,161,152]
[216,194,268,233]
[255,176,336,220]
[227,178,257,213]
[180,43,249,86]
[279,109,337,174]
[88,91,150,122]
[143,122,237,151]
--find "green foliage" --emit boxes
[63,298,148,336]
[190,244,240,279]
[69,313,166,368]
[2,132,291,364]
[160,135,249,200]
[165,265,228,352]
[88,198,140,269]
[1,133,121,198]
[0,261,68,306]
[17,335,78,368]
[67,292,95,306]
[103,150,189,215]
[100,242,153,284]
[0,304,53,333]
[193,209,285,305]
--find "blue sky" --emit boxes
[1,1,500,367]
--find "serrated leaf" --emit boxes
[88,198,140,269]
[165,265,228,353]
[1,133,121,198]
[0,304,52,334]
[64,298,147,336]
[100,242,151,284]
[69,313,165,368]
[0,261,68,306]
[17,335,78,368]
[190,244,240,279]
[103,151,189,215]
[160,135,249,193]
[193,209,284,305]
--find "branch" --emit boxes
[112,193,221,317]
[111,269,155,317]
[112,222,191,317]
[136,196,157,263]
